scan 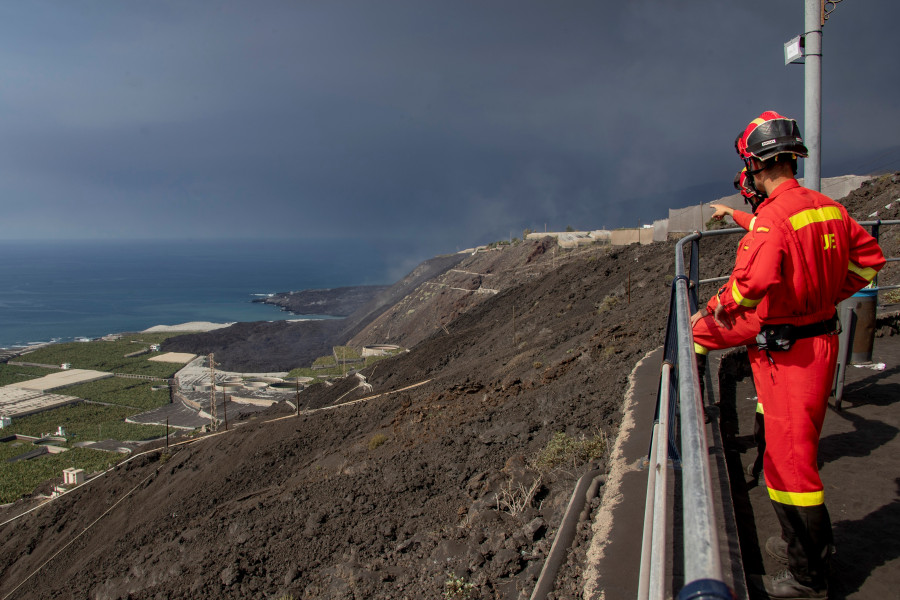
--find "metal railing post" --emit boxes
[689,237,701,314]
[639,361,670,600]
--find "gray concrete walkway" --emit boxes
[581,347,667,599]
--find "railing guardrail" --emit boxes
[641,218,899,599]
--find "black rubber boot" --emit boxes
[750,410,765,478]
[717,348,749,443]
[762,568,828,599]
[695,352,708,401]
[766,535,789,563]
[771,501,833,592]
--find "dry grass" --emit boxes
[495,476,542,516]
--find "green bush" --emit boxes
[532,431,607,473]
[443,573,475,599]
[368,433,387,450]
[705,217,730,231]
[596,294,619,314]
[883,288,900,304]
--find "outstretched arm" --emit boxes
[710,203,754,231]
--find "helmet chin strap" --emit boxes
[743,158,768,200]
[747,193,764,213]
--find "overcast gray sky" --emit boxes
[1,1,898,262]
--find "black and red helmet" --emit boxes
[734,168,764,211]
[733,169,755,200]
[735,111,808,162]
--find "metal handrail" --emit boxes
[675,232,726,590]
[639,228,737,600]
[641,217,899,599]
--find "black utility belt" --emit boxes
[756,315,840,352]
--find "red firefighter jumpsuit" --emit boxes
[693,208,761,356]
[716,179,885,588]
[691,208,765,469]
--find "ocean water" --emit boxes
[0,239,391,348]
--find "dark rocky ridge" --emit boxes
[162,253,467,371]
[252,285,392,317]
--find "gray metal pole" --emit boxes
[804,0,823,191]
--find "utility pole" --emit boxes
[787,2,841,191]
[804,0,824,192]
[208,353,217,431]
[512,303,516,346]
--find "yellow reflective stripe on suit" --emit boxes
[789,206,843,231]
[849,260,877,282]
[768,487,825,507]
[732,280,763,307]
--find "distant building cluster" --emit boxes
[518,175,871,248]
[526,228,654,248]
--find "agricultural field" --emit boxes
[13,332,187,378]
[0,401,169,503]
[288,351,402,380]
[287,346,406,380]
[332,345,361,360]
[0,364,55,387]
[0,334,192,504]
[0,445,124,504]
[2,402,168,443]
[0,440,30,463]
[61,377,171,412]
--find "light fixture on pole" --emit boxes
[784,35,804,65]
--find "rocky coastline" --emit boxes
[163,253,467,371]
[251,285,391,317]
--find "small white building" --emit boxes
[63,468,85,486]
[362,344,401,357]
